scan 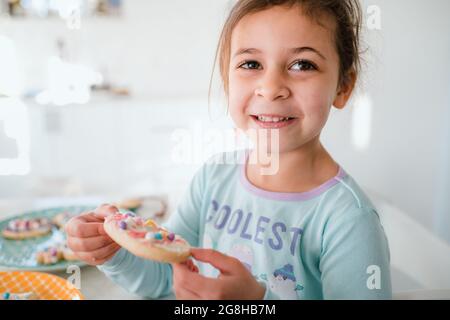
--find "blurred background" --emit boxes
[0,0,449,297]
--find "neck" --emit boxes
[246,137,338,193]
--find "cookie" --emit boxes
[36,244,78,265]
[36,246,64,265]
[61,244,78,261]
[104,213,191,263]
[1,218,52,240]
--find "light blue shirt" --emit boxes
[98,150,392,299]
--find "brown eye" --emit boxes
[290,60,317,72]
[239,61,262,70]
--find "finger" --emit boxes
[172,264,202,299]
[64,211,104,233]
[183,259,194,268]
[67,235,114,252]
[78,211,104,222]
[190,248,241,275]
[64,212,92,233]
[185,260,199,273]
[75,242,120,263]
[65,220,107,238]
[173,261,196,274]
[172,262,217,294]
[94,204,119,218]
[90,249,120,266]
[174,286,201,300]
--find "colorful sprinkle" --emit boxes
[119,221,127,230]
[144,219,158,229]
[135,218,144,226]
[154,232,163,240]
[125,212,135,217]
[167,233,175,241]
[3,292,10,300]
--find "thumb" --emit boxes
[190,248,241,275]
[94,203,119,219]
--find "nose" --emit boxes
[254,69,290,101]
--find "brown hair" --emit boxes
[210,0,363,98]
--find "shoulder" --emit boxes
[320,170,380,223]
[319,172,389,252]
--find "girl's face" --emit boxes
[228,5,353,153]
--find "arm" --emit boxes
[319,207,392,299]
[97,248,173,299]
[98,164,206,298]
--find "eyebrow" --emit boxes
[233,47,326,60]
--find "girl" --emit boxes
[66,0,392,299]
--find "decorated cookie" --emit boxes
[61,244,78,261]
[104,213,191,263]
[36,244,78,265]
[1,218,52,240]
[36,246,63,265]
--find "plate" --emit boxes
[0,271,84,300]
[0,206,95,272]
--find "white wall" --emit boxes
[0,0,232,98]
[0,0,449,242]
[322,0,450,239]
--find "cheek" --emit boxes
[228,77,252,128]
[295,81,335,124]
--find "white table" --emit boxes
[51,265,175,300]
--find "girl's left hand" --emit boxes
[172,248,265,300]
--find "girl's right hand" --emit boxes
[65,204,121,266]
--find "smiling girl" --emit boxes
[66,0,392,299]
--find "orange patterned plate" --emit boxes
[0,271,84,300]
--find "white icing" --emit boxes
[153,242,190,253]
[124,217,135,227]
[145,231,155,240]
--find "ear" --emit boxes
[333,71,357,110]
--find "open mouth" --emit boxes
[251,115,296,123]
[250,114,298,128]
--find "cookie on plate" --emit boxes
[36,244,79,265]
[36,246,63,265]
[2,218,52,240]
